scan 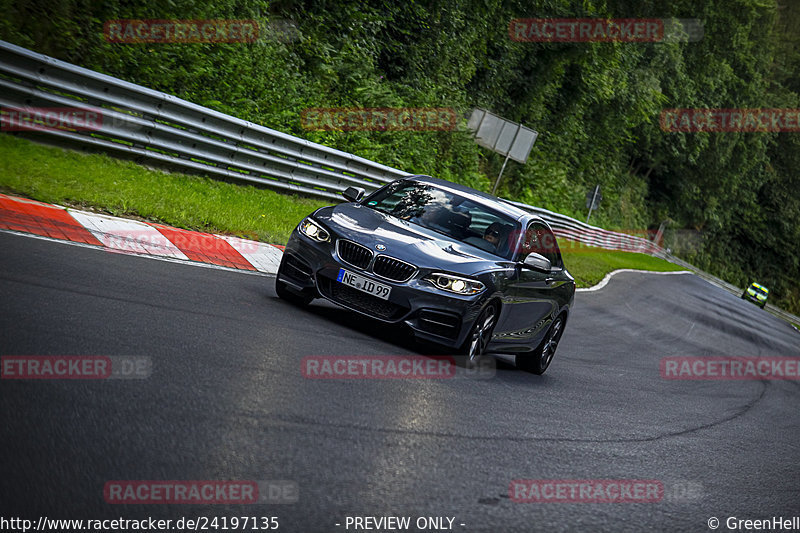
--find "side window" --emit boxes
[521,223,563,269]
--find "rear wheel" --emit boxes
[517,315,565,375]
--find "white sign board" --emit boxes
[468,108,537,164]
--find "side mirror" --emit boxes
[342,186,365,202]
[522,252,551,272]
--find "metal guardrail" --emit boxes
[0,39,662,254]
[0,40,407,201]
[502,199,663,255]
[1,40,798,327]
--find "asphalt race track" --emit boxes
[1,231,799,532]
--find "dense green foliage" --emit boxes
[1,0,798,313]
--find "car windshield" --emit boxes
[363,180,521,260]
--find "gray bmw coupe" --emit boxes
[276,175,575,374]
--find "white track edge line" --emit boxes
[576,268,694,293]
[0,228,272,277]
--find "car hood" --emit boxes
[313,203,509,275]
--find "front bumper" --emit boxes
[745,291,767,305]
[278,230,490,349]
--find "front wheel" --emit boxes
[459,304,498,366]
[275,277,314,306]
[275,252,315,306]
[517,315,565,375]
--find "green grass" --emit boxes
[0,134,329,243]
[562,247,686,288]
[1,133,686,287]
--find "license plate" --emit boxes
[337,269,392,300]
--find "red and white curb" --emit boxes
[0,193,693,289]
[0,193,283,275]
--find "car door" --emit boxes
[501,222,568,344]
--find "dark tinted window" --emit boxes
[752,285,768,296]
[364,180,520,259]
[520,222,563,269]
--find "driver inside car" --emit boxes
[483,222,502,250]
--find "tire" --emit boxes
[459,303,498,366]
[275,252,315,306]
[741,292,747,299]
[275,277,314,306]
[516,314,565,375]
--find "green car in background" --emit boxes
[742,282,769,308]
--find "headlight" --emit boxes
[425,273,485,295]
[299,218,330,242]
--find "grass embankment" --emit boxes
[561,248,685,288]
[1,133,683,287]
[0,134,328,243]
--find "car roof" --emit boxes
[403,174,541,223]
